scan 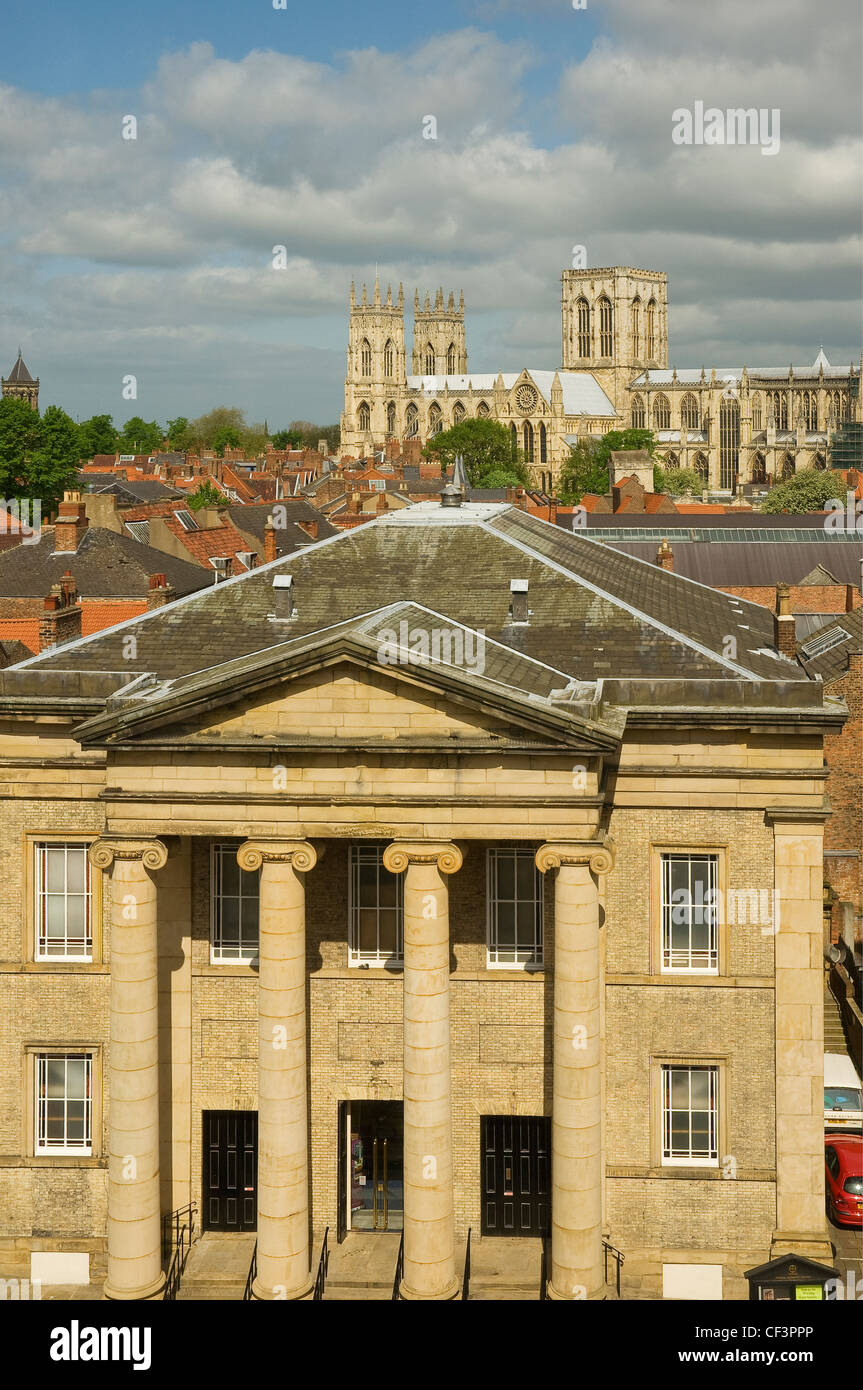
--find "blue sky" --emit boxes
[0,0,860,427]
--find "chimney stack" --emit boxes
[273,573,294,620]
[53,492,89,554]
[146,573,175,611]
[264,514,278,563]
[39,573,82,651]
[774,582,796,657]
[656,538,674,571]
[297,519,318,541]
[510,578,529,624]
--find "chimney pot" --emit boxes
[510,578,529,624]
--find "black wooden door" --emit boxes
[203,1110,258,1232]
[481,1115,550,1237]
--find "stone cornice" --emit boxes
[764,807,831,825]
[535,838,615,875]
[237,839,318,872]
[383,841,463,875]
[88,837,168,871]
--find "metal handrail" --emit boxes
[313,1227,330,1301]
[540,1235,548,1300]
[829,958,863,1078]
[161,1202,197,1301]
[603,1239,624,1297]
[243,1241,258,1301]
[461,1228,471,1301]
[392,1230,404,1300]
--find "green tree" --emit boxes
[558,428,657,503]
[29,406,81,513]
[760,469,847,514]
[189,406,247,450]
[77,413,118,459]
[165,416,192,450]
[653,465,702,495]
[212,426,243,456]
[423,418,528,486]
[187,480,228,511]
[0,397,45,503]
[118,416,163,453]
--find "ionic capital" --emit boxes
[89,837,168,873]
[237,839,317,873]
[535,839,615,877]
[382,840,463,876]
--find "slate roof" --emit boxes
[226,503,338,556]
[405,370,618,418]
[4,352,35,383]
[79,474,184,503]
[797,608,863,684]
[0,526,212,598]
[602,540,863,587]
[5,502,813,690]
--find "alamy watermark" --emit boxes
[672,102,780,157]
[671,885,781,935]
[376,620,486,676]
[0,497,41,545]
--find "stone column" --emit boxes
[767,813,833,1262]
[383,840,462,1301]
[238,839,317,1300]
[536,840,614,1301]
[89,837,168,1301]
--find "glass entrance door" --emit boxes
[349,1101,403,1232]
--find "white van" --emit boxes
[824,1053,863,1131]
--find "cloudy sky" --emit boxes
[1,0,860,428]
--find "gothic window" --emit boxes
[680,393,700,430]
[781,453,795,480]
[693,452,709,482]
[476,401,490,418]
[719,397,740,490]
[383,339,394,379]
[523,421,534,463]
[510,422,518,457]
[750,452,766,484]
[767,390,788,430]
[361,339,372,377]
[447,342,457,374]
[646,299,657,360]
[826,388,846,425]
[751,395,762,432]
[598,296,613,358]
[429,403,442,436]
[406,404,419,438]
[653,394,671,430]
[453,402,465,425]
[813,452,827,470]
[386,401,397,437]
[540,422,547,464]
[665,451,679,470]
[799,390,818,431]
[576,298,590,359]
[631,297,641,358]
[358,401,371,432]
[631,393,645,429]
[424,342,435,376]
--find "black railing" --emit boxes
[243,1241,258,1302]
[540,1236,548,1300]
[603,1239,624,1297]
[162,1202,197,1302]
[313,1227,330,1301]
[461,1228,471,1301]
[828,949,863,1079]
[392,1230,404,1300]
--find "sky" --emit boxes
[1,0,861,428]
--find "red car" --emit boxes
[825,1134,863,1228]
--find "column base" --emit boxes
[399,1276,459,1301]
[103,1271,166,1301]
[547,1281,606,1301]
[252,1274,314,1301]
[770,1230,836,1265]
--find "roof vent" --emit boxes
[273,572,294,619]
[440,483,463,508]
[510,578,529,624]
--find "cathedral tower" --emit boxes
[411,288,467,377]
[1,349,39,410]
[561,267,667,412]
[342,278,407,452]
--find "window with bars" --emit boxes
[35,842,92,960]
[487,847,544,967]
[35,1053,92,1155]
[211,842,260,963]
[661,853,719,973]
[661,1065,718,1166]
[349,844,403,965]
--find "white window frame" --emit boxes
[660,852,719,975]
[486,846,544,969]
[661,1065,719,1168]
[34,841,93,962]
[35,1053,93,1156]
[210,841,260,964]
[348,843,403,967]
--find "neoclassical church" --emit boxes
[340,267,862,492]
